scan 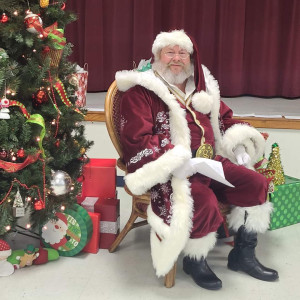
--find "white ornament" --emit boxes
[50,170,73,196]
[13,189,25,217]
[0,97,10,119]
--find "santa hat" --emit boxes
[55,212,68,227]
[152,29,194,61]
[0,239,12,258]
[152,30,212,113]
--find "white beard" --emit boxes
[152,60,194,85]
[42,219,67,244]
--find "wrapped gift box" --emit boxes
[98,198,120,249]
[80,159,117,199]
[82,212,101,254]
[269,175,300,230]
[78,197,120,249]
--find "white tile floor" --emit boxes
[2,186,300,300]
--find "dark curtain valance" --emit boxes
[66,0,300,98]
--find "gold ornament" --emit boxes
[80,147,86,155]
[267,143,285,185]
[195,144,214,159]
[40,0,49,8]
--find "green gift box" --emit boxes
[269,175,300,230]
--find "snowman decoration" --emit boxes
[0,239,14,276]
[0,97,10,119]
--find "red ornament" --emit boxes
[32,90,48,107]
[0,148,8,160]
[42,46,50,54]
[79,155,88,162]
[55,139,60,147]
[17,148,26,158]
[77,175,84,183]
[0,13,9,23]
[34,199,45,210]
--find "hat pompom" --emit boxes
[191,91,214,114]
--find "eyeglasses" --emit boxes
[163,51,189,59]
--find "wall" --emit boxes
[84,122,300,179]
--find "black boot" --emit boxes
[183,256,222,290]
[228,225,279,281]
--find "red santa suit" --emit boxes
[115,48,273,278]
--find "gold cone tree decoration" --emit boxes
[267,143,285,185]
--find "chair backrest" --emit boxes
[105,80,149,214]
[105,80,125,169]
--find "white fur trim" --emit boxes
[124,145,191,195]
[0,249,11,257]
[148,176,194,277]
[191,91,214,114]
[200,65,223,147]
[183,232,217,260]
[217,123,266,166]
[227,201,273,233]
[116,69,191,150]
[152,30,193,60]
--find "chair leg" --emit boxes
[109,211,139,253]
[164,263,177,288]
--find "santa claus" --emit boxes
[41,212,69,250]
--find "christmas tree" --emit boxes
[0,0,93,237]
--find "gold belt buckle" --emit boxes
[195,144,214,159]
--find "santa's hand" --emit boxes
[172,159,198,179]
[234,144,250,166]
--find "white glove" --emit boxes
[172,159,198,179]
[233,144,251,166]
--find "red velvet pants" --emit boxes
[189,156,268,238]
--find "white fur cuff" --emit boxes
[125,145,191,195]
[183,232,217,260]
[219,123,266,166]
[227,201,274,233]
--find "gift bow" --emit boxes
[43,22,66,50]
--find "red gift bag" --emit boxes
[75,63,88,107]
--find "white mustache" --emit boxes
[167,62,185,67]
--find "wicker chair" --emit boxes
[104,80,176,288]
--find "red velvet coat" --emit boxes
[116,66,266,276]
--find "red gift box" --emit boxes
[82,212,101,254]
[80,159,117,199]
[97,198,120,249]
[78,197,120,250]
